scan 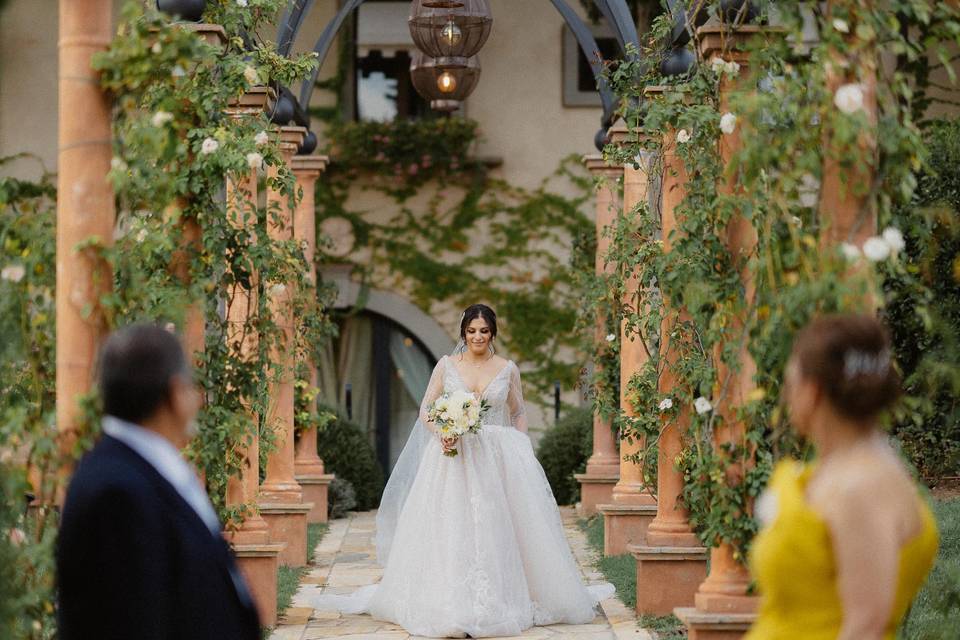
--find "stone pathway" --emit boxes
[270,508,652,640]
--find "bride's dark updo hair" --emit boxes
[460,304,498,341]
[791,314,901,422]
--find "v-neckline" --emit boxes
[448,357,512,398]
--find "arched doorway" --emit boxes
[317,310,437,475]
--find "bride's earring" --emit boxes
[489,338,496,355]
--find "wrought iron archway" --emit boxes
[277,0,707,150]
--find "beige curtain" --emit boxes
[317,315,376,437]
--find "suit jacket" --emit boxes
[57,434,260,640]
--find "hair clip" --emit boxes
[842,348,890,380]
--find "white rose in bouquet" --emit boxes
[428,390,490,457]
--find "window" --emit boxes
[562,24,620,107]
[355,1,432,121]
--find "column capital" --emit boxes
[225,86,273,118]
[179,23,227,47]
[291,154,329,176]
[582,154,622,178]
[277,125,307,156]
[696,25,785,63]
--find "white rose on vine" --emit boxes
[834,83,865,114]
[832,18,849,33]
[862,236,891,262]
[724,60,740,76]
[237,0,248,6]
[1,264,26,283]
[658,398,674,412]
[882,227,905,254]
[243,65,260,85]
[151,110,174,127]
[135,229,148,243]
[605,333,616,343]
[710,57,726,74]
[200,137,219,155]
[841,242,862,261]
[268,283,287,298]
[246,152,264,170]
[720,112,737,135]
[694,396,713,415]
[676,129,691,144]
[151,42,163,54]
[111,157,128,172]
[171,65,186,78]
[254,131,270,147]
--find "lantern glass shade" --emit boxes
[410,51,481,107]
[408,0,492,60]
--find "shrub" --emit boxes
[888,118,960,481]
[315,406,384,511]
[536,407,594,506]
[327,477,357,520]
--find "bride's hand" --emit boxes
[440,435,459,453]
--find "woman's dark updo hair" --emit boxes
[460,304,498,341]
[791,314,901,422]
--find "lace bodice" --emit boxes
[419,356,527,432]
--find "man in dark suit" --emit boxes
[57,324,260,640]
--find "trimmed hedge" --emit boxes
[535,406,594,506]
[316,407,385,512]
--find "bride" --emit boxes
[318,304,613,637]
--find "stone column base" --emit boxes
[296,473,334,524]
[232,541,284,628]
[574,472,619,517]
[629,544,708,615]
[674,607,756,640]
[259,502,313,567]
[597,503,657,556]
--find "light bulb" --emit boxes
[440,19,462,47]
[437,71,457,94]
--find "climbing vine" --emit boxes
[0,4,339,634]
[314,117,597,400]
[599,0,960,558]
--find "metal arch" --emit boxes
[279,0,641,146]
[295,0,368,107]
[591,0,640,57]
[278,0,316,57]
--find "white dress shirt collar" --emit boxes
[101,415,221,535]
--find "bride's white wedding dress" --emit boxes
[311,355,613,638]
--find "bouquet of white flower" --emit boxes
[427,390,489,457]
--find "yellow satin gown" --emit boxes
[746,461,939,639]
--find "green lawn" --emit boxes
[275,523,330,623]
[578,516,683,636]
[899,497,960,639]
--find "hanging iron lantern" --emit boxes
[408,0,492,61]
[410,51,480,111]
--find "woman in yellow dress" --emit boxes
[747,314,939,640]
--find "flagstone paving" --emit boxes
[269,508,652,640]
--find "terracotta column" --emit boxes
[222,88,284,628]
[819,0,877,248]
[259,125,314,568]
[291,154,336,524]
[629,85,708,616]
[575,154,622,517]
[56,0,114,477]
[598,122,657,556]
[676,26,771,639]
[168,25,226,365]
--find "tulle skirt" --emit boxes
[310,424,613,638]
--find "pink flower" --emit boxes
[408,164,419,176]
